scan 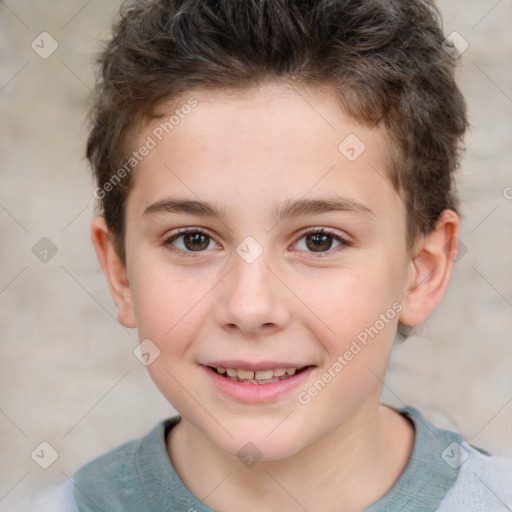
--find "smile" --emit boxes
[203,363,316,403]
[210,366,309,384]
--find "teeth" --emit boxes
[255,369,273,380]
[214,366,303,381]
[237,369,254,379]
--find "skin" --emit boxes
[92,82,459,512]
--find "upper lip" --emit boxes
[202,360,314,371]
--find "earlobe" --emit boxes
[90,216,137,328]
[399,210,460,327]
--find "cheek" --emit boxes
[129,263,198,354]
[293,265,402,343]
[129,267,204,409]
[294,272,400,415]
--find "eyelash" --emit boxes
[162,227,351,258]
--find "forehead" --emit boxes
[127,82,400,221]
[148,82,386,162]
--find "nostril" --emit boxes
[222,321,279,335]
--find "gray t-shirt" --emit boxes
[23,406,512,511]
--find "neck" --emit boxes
[167,402,414,512]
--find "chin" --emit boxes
[215,426,306,464]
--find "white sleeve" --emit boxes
[437,442,512,511]
[12,479,79,512]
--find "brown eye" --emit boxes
[182,232,210,251]
[165,229,218,253]
[305,233,334,252]
[294,229,348,254]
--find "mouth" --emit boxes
[202,361,317,403]
[207,365,313,385]
[201,360,317,403]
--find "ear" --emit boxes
[91,216,137,328]
[399,209,460,327]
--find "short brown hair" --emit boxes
[87,0,467,261]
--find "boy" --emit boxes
[31,0,512,510]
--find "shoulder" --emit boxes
[13,479,78,512]
[388,406,512,511]
[19,418,179,512]
[437,442,512,511]
[73,417,179,511]
[73,431,142,487]
[73,417,175,484]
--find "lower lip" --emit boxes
[202,365,315,403]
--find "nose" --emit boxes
[213,251,291,337]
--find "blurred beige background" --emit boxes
[1,0,511,508]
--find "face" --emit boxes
[119,83,414,460]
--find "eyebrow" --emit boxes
[143,198,228,220]
[142,197,376,222]
[275,197,376,221]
